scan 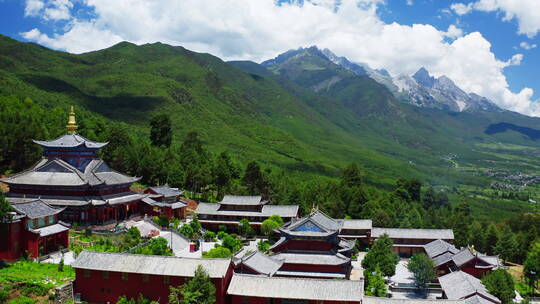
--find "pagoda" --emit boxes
[269,209,355,279]
[1,107,144,225]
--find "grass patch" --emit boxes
[0,261,74,289]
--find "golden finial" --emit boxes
[66,106,78,133]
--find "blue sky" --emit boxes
[0,0,539,116]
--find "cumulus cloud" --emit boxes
[450,3,473,15]
[445,24,463,38]
[450,0,540,38]
[19,0,539,116]
[520,41,537,50]
[24,0,44,17]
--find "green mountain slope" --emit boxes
[0,35,538,190]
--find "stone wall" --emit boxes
[54,282,74,304]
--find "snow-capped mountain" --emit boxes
[321,49,500,113]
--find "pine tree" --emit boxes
[482,269,515,304]
[494,226,517,263]
[149,114,172,148]
[484,224,499,255]
[169,265,216,304]
[364,268,387,297]
[407,253,436,296]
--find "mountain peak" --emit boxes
[413,67,436,88]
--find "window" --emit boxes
[163,276,170,284]
[38,218,45,227]
[121,273,128,281]
[142,274,149,282]
[49,215,55,224]
[83,270,91,278]
[102,271,109,280]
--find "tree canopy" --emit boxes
[361,234,399,277]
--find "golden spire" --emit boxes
[66,106,78,133]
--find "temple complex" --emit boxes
[141,185,187,219]
[1,107,144,225]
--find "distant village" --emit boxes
[0,109,518,304]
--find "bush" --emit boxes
[203,231,216,242]
[20,283,48,296]
[0,287,9,304]
[202,247,232,258]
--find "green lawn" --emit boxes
[0,261,74,288]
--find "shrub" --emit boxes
[8,297,35,304]
[202,247,232,258]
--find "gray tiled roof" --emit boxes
[1,158,140,187]
[72,251,231,278]
[364,296,465,304]
[433,252,455,267]
[372,227,454,240]
[439,271,500,303]
[424,239,459,258]
[7,192,144,207]
[196,202,298,218]
[11,200,64,219]
[33,133,108,149]
[148,186,183,198]
[272,252,350,265]
[226,274,363,302]
[274,270,346,279]
[234,251,283,276]
[31,223,69,236]
[452,249,475,267]
[219,195,265,205]
[464,295,499,304]
[341,219,372,230]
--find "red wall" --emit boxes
[75,264,233,304]
[0,221,23,261]
[279,263,345,274]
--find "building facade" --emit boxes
[72,251,233,304]
[371,227,455,257]
[141,186,187,220]
[0,199,69,260]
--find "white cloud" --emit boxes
[505,53,523,66]
[43,0,73,21]
[406,0,413,6]
[19,0,539,116]
[520,41,537,50]
[451,0,540,37]
[450,3,473,15]
[445,24,463,38]
[24,0,44,17]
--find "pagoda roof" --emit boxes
[219,195,267,206]
[279,210,341,237]
[1,158,140,187]
[33,133,108,149]
[11,199,65,219]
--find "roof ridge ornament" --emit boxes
[66,106,78,134]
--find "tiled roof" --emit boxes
[33,133,107,149]
[433,252,455,267]
[31,223,69,236]
[272,252,350,265]
[439,271,500,303]
[234,251,283,276]
[1,158,140,187]
[11,199,64,219]
[372,227,454,240]
[341,219,372,230]
[226,274,363,302]
[219,195,265,206]
[72,251,231,278]
[196,202,298,218]
[280,210,341,237]
[452,249,476,267]
[7,192,144,207]
[424,239,459,258]
[148,186,183,198]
